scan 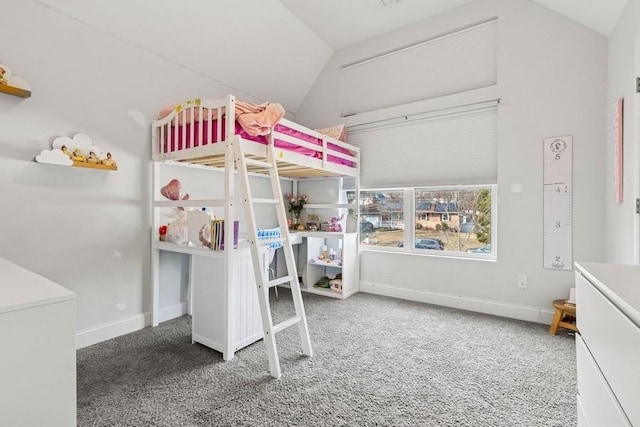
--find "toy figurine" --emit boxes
[102,152,116,167]
[87,151,99,164]
[71,148,85,162]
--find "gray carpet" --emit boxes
[77,290,577,427]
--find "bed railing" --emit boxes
[152,96,234,158]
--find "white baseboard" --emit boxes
[158,301,189,324]
[76,314,148,349]
[75,301,189,349]
[360,282,554,325]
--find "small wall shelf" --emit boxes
[71,161,117,171]
[0,84,31,98]
[35,133,117,171]
[0,64,32,98]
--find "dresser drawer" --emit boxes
[576,273,640,426]
[575,334,631,427]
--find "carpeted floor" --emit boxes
[77,290,577,427]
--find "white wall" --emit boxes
[296,0,608,323]
[606,0,640,264]
[0,0,296,347]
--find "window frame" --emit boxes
[359,184,497,260]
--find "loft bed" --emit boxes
[151,95,359,179]
[150,94,360,365]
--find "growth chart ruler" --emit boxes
[543,135,572,271]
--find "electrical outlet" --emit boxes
[518,275,528,289]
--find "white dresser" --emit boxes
[0,257,76,427]
[574,262,640,427]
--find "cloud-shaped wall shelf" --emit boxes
[0,64,31,98]
[36,133,117,171]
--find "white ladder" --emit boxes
[233,139,313,379]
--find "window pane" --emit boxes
[359,190,404,247]
[414,187,492,254]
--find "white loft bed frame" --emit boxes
[150,94,360,361]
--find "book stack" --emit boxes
[208,220,239,250]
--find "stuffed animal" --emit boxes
[314,276,331,288]
[328,215,343,232]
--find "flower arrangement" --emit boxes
[285,194,308,217]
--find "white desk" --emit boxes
[0,257,76,427]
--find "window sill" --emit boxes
[359,245,497,262]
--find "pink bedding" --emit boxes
[161,118,354,167]
[158,101,285,137]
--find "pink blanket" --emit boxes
[158,100,285,136]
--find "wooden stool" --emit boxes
[549,299,577,335]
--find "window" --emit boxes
[360,185,495,257]
[359,189,404,245]
[348,92,498,259]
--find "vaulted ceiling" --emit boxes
[279,0,629,50]
[34,0,628,114]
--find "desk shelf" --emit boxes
[303,232,358,299]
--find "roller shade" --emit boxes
[348,104,497,187]
[341,19,497,116]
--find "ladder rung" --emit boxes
[267,275,294,288]
[272,316,302,334]
[245,158,274,169]
[252,198,279,204]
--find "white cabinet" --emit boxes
[0,257,76,427]
[574,262,640,427]
[303,232,358,299]
[153,241,264,361]
[190,249,263,360]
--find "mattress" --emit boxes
[161,118,354,167]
